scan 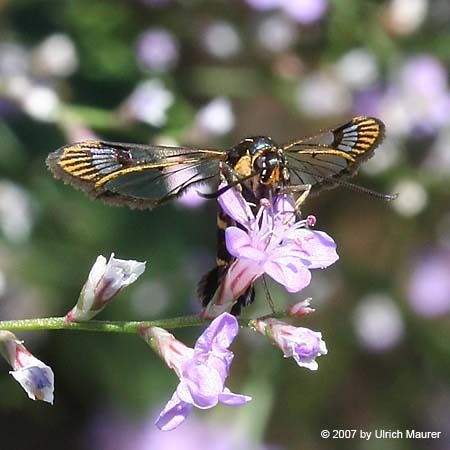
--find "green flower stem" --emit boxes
[0,316,201,334]
[0,314,287,334]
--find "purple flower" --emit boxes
[245,0,280,11]
[87,408,279,450]
[141,313,251,431]
[408,247,450,317]
[361,55,450,137]
[136,28,178,72]
[253,319,327,370]
[201,187,338,318]
[195,97,235,136]
[400,55,448,98]
[245,0,328,24]
[400,55,450,133]
[0,331,54,403]
[281,0,328,24]
[225,187,338,289]
[124,79,174,127]
[353,294,404,352]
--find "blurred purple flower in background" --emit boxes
[0,180,33,243]
[353,87,383,117]
[0,42,29,78]
[124,79,174,127]
[195,97,235,136]
[256,14,298,52]
[32,33,79,78]
[21,85,60,122]
[0,34,78,123]
[353,293,404,352]
[246,0,328,24]
[136,28,179,72]
[408,246,450,317]
[297,72,352,118]
[334,48,379,90]
[399,55,450,134]
[401,55,447,97]
[282,0,328,24]
[390,178,428,217]
[245,0,280,11]
[202,21,241,59]
[88,409,276,450]
[356,54,450,137]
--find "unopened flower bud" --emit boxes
[286,298,316,317]
[253,318,327,370]
[66,253,146,322]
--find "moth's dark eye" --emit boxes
[253,157,264,170]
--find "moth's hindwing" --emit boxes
[47,141,130,188]
[331,116,385,161]
[283,116,385,190]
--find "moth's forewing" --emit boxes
[283,117,385,191]
[47,141,225,209]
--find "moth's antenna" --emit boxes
[326,178,398,201]
[290,166,398,202]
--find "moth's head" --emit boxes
[228,136,287,185]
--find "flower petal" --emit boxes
[225,227,266,261]
[219,387,252,406]
[273,194,296,226]
[290,332,328,371]
[155,391,193,431]
[10,365,54,404]
[178,363,223,409]
[264,259,311,293]
[225,258,263,298]
[217,185,254,228]
[194,313,239,354]
[100,254,146,301]
[288,230,339,269]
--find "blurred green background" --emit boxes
[1,0,449,449]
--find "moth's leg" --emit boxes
[261,275,275,313]
[278,183,312,214]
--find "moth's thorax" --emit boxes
[227,136,289,189]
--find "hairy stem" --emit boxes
[0,314,286,334]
